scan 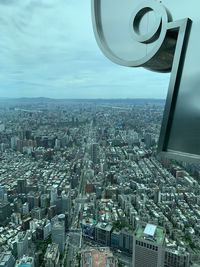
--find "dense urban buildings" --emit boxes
[0,98,200,266]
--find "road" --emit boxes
[62,121,93,267]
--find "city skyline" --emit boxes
[0,1,199,266]
[0,98,198,266]
[0,0,170,99]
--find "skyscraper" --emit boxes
[132,223,166,267]
[0,201,11,226]
[90,143,99,164]
[50,186,58,206]
[17,179,27,194]
[0,185,5,201]
[16,231,29,258]
[51,221,65,253]
[61,192,71,215]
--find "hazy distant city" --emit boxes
[0,98,199,267]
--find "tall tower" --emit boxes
[50,186,58,206]
[90,143,99,164]
[0,185,5,201]
[17,231,29,258]
[61,192,71,215]
[51,221,65,253]
[17,179,27,194]
[133,223,166,267]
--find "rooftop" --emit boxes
[135,223,165,245]
[144,224,157,237]
[96,222,113,232]
[45,243,59,260]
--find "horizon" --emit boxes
[0,96,166,100]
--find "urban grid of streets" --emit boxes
[0,98,200,266]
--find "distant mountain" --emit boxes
[0,97,165,106]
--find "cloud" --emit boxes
[0,0,169,98]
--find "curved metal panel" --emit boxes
[92,0,172,70]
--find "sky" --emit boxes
[0,0,170,99]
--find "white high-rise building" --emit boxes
[133,223,166,267]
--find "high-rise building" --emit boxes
[119,228,133,254]
[95,223,112,246]
[81,218,96,240]
[31,208,42,220]
[61,192,71,215]
[17,179,27,194]
[51,221,65,253]
[22,202,29,215]
[58,214,66,229]
[11,136,19,150]
[54,139,61,149]
[44,243,60,267]
[0,251,15,267]
[64,212,70,231]
[48,205,57,219]
[132,223,166,267]
[144,133,152,148]
[16,231,29,258]
[0,201,11,226]
[25,130,32,140]
[90,143,99,164]
[111,230,120,249]
[43,220,51,240]
[55,197,62,215]
[154,187,161,204]
[165,247,190,267]
[27,193,35,210]
[50,186,58,206]
[0,185,5,201]
[40,194,50,209]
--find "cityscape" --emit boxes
[0,98,200,267]
[1,0,199,266]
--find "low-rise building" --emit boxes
[165,247,190,267]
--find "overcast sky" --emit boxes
[0,0,170,99]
